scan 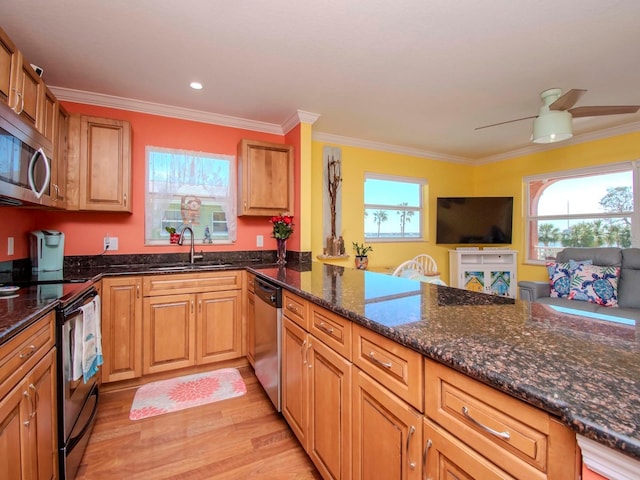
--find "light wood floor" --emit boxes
[75,366,321,479]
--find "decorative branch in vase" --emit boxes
[326,155,343,256]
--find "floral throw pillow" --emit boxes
[546,261,573,298]
[568,264,620,307]
[546,260,594,298]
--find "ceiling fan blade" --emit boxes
[475,115,538,130]
[549,89,587,111]
[569,105,640,117]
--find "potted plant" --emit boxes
[352,242,373,270]
[165,226,180,244]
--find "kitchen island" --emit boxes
[251,263,640,472]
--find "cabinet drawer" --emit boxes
[425,359,576,479]
[282,290,308,329]
[143,271,241,296]
[424,418,516,480]
[0,311,55,394]
[309,304,351,360]
[353,324,423,412]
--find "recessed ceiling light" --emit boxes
[190,81,203,90]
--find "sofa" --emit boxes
[518,247,640,322]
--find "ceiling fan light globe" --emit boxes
[532,110,573,144]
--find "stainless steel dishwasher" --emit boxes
[254,277,283,411]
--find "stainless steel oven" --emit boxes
[57,287,100,480]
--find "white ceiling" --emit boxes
[3,0,640,162]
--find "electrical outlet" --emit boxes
[104,235,119,251]
[256,235,264,247]
[7,236,14,256]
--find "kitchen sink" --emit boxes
[148,263,232,271]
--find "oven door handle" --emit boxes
[66,387,99,452]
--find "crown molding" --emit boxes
[312,132,473,164]
[50,87,639,165]
[476,121,640,165]
[49,86,284,135]
[282,110,321,134]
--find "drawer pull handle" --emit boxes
[317,322,334,334]
[422,439,432,480]
[368,351,392,368]
[287,304,299,314]
[461,406,511,440]
[19,345,37,359]
[406,425,416,470]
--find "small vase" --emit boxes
[169,233,180,244]
[276,238,287,265]
[355,255,369,270]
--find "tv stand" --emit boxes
[449,249,517,298]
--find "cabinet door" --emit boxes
[352,369,422,480]
[13,52,43,127]
[237,139,294,216]
[78,116,132,212]
[51,104,69,208]
[27,349,57,480]
[38,85,57,142]
[246,289,256,367]
[101,276,143,383]
[308,337,352,480]
[0,378,31,479]
[143,293,195,374]
[282,317,309,448]
[196,290,242,364]
[0,27,19,109]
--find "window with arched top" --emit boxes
[525,162,639,263]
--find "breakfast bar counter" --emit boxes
[251,263,640,464]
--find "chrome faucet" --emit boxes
[178,227,203,264]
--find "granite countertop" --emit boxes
[250,263,640,462]
[3,259,637,462]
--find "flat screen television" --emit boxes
[436,197,513,244]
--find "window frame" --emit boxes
[524,161,640,264]
[145,146,237,246]
[364,172,427,243]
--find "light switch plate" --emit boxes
[7,236,14,256]
[256,235,264,247]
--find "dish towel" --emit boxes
[72,295,103,383]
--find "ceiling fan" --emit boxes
[476,88,640,144]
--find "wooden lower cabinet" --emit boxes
[282,316,309,446]
[197,290,242,364]
[0,331,57,480]
[101,276,143,383]
[246,273,256,367]
[143,290,243,374]
[352,369,422,480]
[308,336,352,480]
[143,293,195,374]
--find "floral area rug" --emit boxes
[129,368,246,420]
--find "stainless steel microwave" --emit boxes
[0,101,53,207]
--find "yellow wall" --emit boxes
[311,141,474,278]
[314,130,640,285]
[475,130,640,282]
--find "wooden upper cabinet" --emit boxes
[0,26,45,130]
[12,52,44,128]
[67,114,132,212]
[38,84,57,143]
[51,104,69,208]
[0,27,19,109]
[237,138,294,216]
